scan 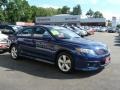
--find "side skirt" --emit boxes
[19,54,55,65]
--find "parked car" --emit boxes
[86,28,95,35]
[107,27,116,33]
[0,25,23,53]
[70,26,88,37]
[97,27,107,32]
[9,25,111,73]
[62,25,73,31]
[0,31,9,53]
[117,29,120,36]
[76,26,89,36]
[0,25,23,36]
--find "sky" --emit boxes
[27,0,120,20]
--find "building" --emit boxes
[80,18,106,26]
[112,17,117,28]
[36,14,107,26]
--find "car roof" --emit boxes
[16,25,66,30]
[35,25,66,29]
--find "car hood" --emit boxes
[61,37,107,48]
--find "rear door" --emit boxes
[17,27,35,56]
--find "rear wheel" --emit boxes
[57,52,74,73]
[10,45,19,60]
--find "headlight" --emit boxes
[76,48,96,55]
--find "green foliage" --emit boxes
[0,1,104,24]
[107,20,112,26]
[0,0,60,23]
[0,7,5,22]
[117,24,120,28]
[0,0,7,7]
[0,1,82,23]
[57,8,62,14]
[86,9,104,18]
[86,9,94,17]
[93,11,103,18]
[71,4,82,15]
[61,6,70,14]
[35,7,57,17]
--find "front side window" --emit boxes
[33,27,50,38]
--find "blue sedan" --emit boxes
[9,25,111,73]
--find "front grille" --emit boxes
[86,62,98,67]
[86,60,106,68]
[95,49,108,55]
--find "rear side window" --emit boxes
[0,26,4,29]
[6,26,14,30]
[18,28,33,37]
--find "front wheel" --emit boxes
[10,45,19,60]
[57,52,74,73]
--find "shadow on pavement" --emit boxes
[0,53,103,79]
[114,36,120,46]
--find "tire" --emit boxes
[57,52,74,73]
[10,45,19,60]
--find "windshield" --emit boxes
[49,27,81,39]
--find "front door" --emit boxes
[32,27,55,61]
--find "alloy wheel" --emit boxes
[58,55,72,72]
[11,46,18,59]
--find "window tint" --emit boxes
[33,27,50,37]
[18,28,33,36]
[6,26,13,30]
[34,27,45,34]
[0,26,4,29]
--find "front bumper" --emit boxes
[75,54,111,71]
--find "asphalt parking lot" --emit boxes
[0,32,120,90]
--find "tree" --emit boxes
[86,9,94,18]
[107,20,112,26]
[20,0,32,22]
[31,6,37,22]
[0,7,5,22]
[117,24,120,28]
[0,0,8,22]
[0,0,7,7]
[45,8,57,16]
[57,8,62,14]
[61,6,70,14]
[71,4,82,15]
[36,7,47,16]
[93,11,104,18]
[6,1,17,23]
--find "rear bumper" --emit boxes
[0,44,9,52]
